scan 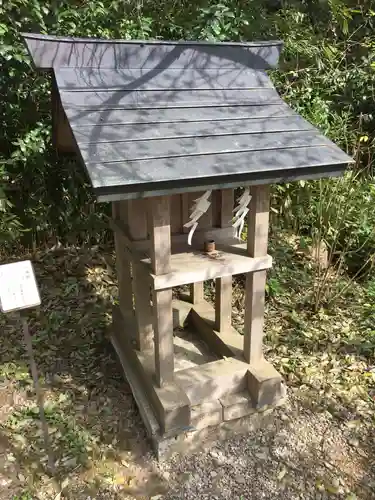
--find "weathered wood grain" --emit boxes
[149,196,171,275]
[71,116,315,144]
[243,185,270,365]
[51,75,75,153]
[79,130,333,165]
[153,288,174,387]
[24,34,282,70]
[148,196,174,387]
[214,188,234,333]
[143,245,272,290]
[127,199,154,351]
[170,194,182,234]
[65,103,295,126]
[219,189,234,228]
[56,67,274,91]
[215,275,232,333]
[61,88,280,110]
[190,282,204,304]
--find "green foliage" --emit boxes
[270,1,375,284]
[12,493,34,500]
[0,0,158,249]
[1,0,375,295]
[0,0,271,249]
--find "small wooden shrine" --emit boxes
[23,33,352,458]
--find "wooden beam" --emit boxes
[149,196,171,275]
[188,299,243,359]
[112,305,190,433]
[247,360,283,408]
[171,194,183,234]
[215,275,232,333]
[214,189,234,333]
[152,288,174,387]
[182,193,205,303]
[182,191,214,304]
[220,391,254,421]
[145,248,272,290]
[219,189,234,228]
[135,227,235,252]
[243,185,270,365]
[247,185,270,257]
[243,271,267,364]
[127,199,154,351]
[149,196,174,387]
[110,218,148,264]
[190,282,204,304]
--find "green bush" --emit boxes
[1,0,374,279]
[0,0,272,249]
[270,2,375,274]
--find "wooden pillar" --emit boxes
[215,275,232,332]
[112,202,133,319]
[127,199,154,351]
[170,194,183,234]
[215,189,234,332]
[218,189,234,228]
[190,282,204,304]
[149,196,174,387]
[243,185,270,364]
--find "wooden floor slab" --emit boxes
[188,299,244,358]
[174,329,218,371]
[111,304,287,460]
[142,244,272,290]
[174,357,249,406]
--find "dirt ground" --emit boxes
[0,245,374,499]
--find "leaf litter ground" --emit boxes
[0,233,374,499]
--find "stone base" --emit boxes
[152,395,286,460]
[111,301,286,461]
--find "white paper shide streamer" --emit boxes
[184,190,212,246]
[232,187,252,239]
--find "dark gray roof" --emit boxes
[23,33,352,201]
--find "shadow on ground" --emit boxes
[0,247,168,499]
[0,241,374,499]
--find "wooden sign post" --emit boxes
[0,261,54,473]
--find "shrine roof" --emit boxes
[23,33,352,201]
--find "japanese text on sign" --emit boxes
[0,260,41,313]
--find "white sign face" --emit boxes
[0,260,41,313]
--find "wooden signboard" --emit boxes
[0,260,41,313]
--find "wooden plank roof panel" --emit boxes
[70,116,315,144]
[64,103,295,126]
[87,146,350,199]
[23,34,283,70]
[78,131,335,164]
[55,67,274,91]
[59,88,282,109]
[22,33,353,201]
